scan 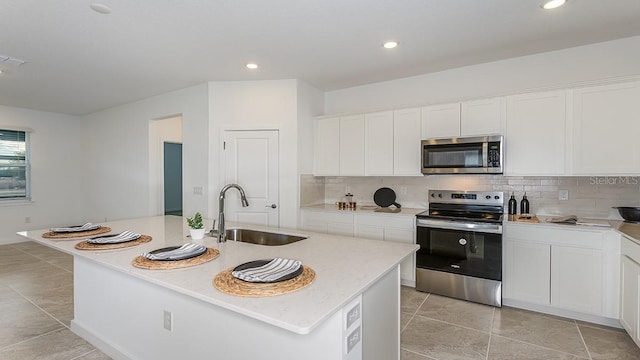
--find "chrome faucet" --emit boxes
[209,184,249,243]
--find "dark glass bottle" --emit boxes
[520,192,530,214]
[508,192,517,220]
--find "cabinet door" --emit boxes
[506,90,568,175]
[551,245,603,314]
[314,117,340,175]
[355,225,384,241]
[365,111,394,175]
[573,81,640,175]
[461,97,505,136]
[385,228,416,284]
[339,114,366,176]
[328,222,355,237]
[393,108,422,176]
[620,255,640,340]
[421,103,461,139]
[503,240,550,305]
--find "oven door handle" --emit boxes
[417,218,502,234]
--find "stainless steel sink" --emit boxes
[225,228,306,246]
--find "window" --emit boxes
[0,129,29,200]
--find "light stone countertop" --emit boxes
[301,203,425,216]
[506,215,640,245]
[18,215,418,335]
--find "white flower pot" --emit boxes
[189,228,205,240]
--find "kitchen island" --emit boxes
[18,216,418,360]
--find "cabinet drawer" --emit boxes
[303,211,354,224]
[355,214,413,229]
[505,223,605,248]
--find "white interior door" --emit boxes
[223,130,279,227]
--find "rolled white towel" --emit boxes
[142,243,207,261]
[232,258,302,283]
[86,231,141,244]
[50,223,100,233]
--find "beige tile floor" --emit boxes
[401,286,640,360]
[2,240,640,360]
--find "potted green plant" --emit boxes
[186,212,205,240]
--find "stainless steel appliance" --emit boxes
[415,190,504,307]
[421,135,503,174]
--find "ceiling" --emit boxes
[1,1,640,116]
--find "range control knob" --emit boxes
[485,195,491,200]
[438,193,442,198]
[458,238,467,246]
[494,195,500,200]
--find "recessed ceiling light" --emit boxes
[383,41,399,49]
[541,0,567,10]
[245,63,259,70]
[90,3,112,14]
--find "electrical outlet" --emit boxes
[193,186,203,195]
[400,186,407,195]
[559,190,569,201]
[163,310,172,331]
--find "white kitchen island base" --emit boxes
[71,256,400,360]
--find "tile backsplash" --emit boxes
[300,174,640,219]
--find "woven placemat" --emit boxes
[74,235,152,250]
[131,248,220,270]
[213,265,315,297]
[42,227,112,239]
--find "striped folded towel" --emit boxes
[50,223,100,233]
[232,258,302,283]
[142,243,207,261]
[86,231,141,244]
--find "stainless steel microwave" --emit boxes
[421,135,503,174]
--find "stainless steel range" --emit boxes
[415,190,504,307]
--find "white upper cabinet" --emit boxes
[421,103,461,139]
[365,111,394,175]
[572,81,640,175]
[422,98,504,140]
[314,117,340,176]
[339,114,366,176]
[393,108,422,176]
[461,97,505,136]
[506,90,568,175]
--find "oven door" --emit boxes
[416,218,502,281]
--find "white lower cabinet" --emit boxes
[301,210,415,286]
[503,223,619,326]
[301,210,354,236]
[621,236,640,348]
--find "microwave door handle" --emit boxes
[482,141,488,168]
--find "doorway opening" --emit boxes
[149,115,183,216]
[164,142,182,216]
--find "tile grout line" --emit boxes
[401,292,430,333]
[8,283,73,330]
[490,333,592,359]
[70,349,99,360]
[575,320,594,360]
[0,327,67,353]
[485,307,496,360]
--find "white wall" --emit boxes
[296,81,325,176]
[325,36,640,115]
[149,116,183,215]
[0,105,84,244]
[81,84,209,223]
[208,80,302,229]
